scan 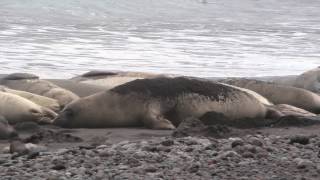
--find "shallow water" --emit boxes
[0,0,319,78]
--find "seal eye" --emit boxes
[64,109,74,117]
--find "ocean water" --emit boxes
[0,0,319,78]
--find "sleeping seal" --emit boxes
[294,67,320,94]
[0,73,79,107]
[220,78,320,113]
[0,91,57,124]
[0,85,60,112]
[71,70,172,90]
[54,77,271,129]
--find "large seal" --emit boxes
[294,67,320,94]
[0,85,60,112]
[0,91,57,124]
[71,70,173,90]
[0,73,79,107]
[54,77,271,129]
[220,78,320,113]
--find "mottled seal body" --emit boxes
[0,91,57,124]
[55,77,270,129]
[0,85,60,112]
[1,73,79,107]
[220,78,320,113]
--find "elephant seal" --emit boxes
[220,78,320,113]
[0,85,60,112]
[46,79,108,97]
[54,77,271,129]
[0,116,18,139]
[0,91,57,124]
[0,73,79,107]
[294,67,320,94]
[71,70,173,90]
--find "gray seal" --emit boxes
[220,78,320,113]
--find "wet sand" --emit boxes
[1,123,320,152]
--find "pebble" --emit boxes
[161,139,174,146]
[231,138,244,148]
[248,137,264,147]
[289,135,310,145]
[218,151,240,159]
[294,158,315,169]
[0,133,319,179]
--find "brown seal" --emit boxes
[0,85,60,112]
[0,91,57,124]
[54,77,271,129]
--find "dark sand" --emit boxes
[4,124,320,148]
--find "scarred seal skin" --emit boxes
[55,77,271,129]
[0,73,79,107]
[220,78,320,113]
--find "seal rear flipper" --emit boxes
[265,105,284,119]
[38,107,58,124]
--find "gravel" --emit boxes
[0,134,320,180]
[1,116,320,180]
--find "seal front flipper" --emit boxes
[143,115,175,130]
[142,104,175,130]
